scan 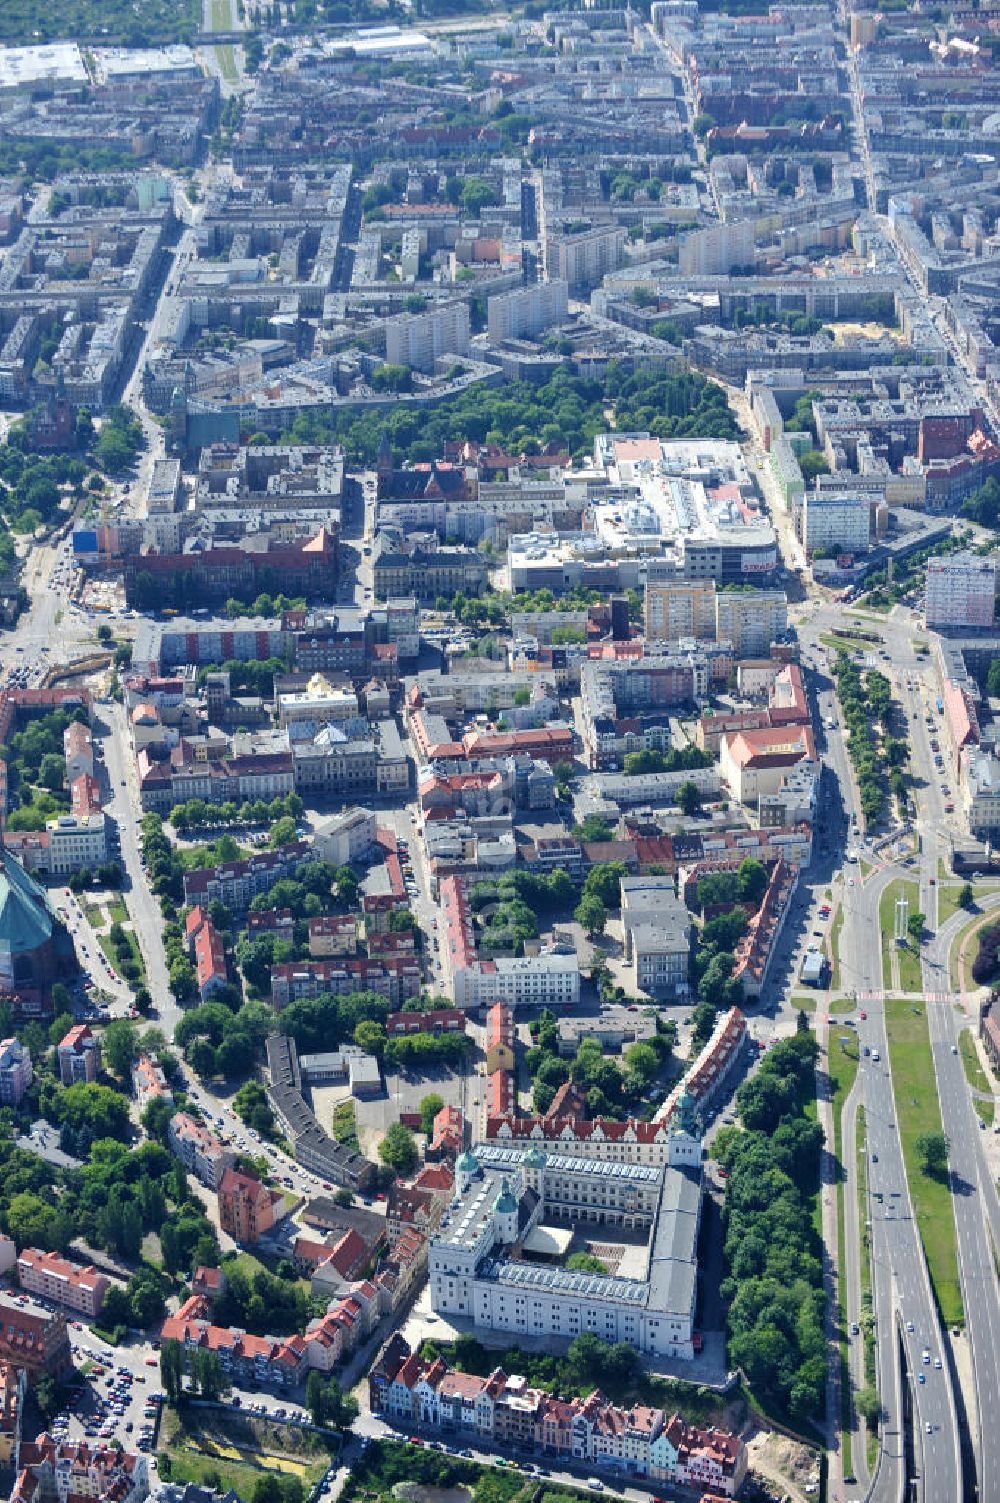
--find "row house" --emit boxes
[385,1008,465,1037]
[270,955,421,1008]
[160,1295,305,1390]
[385,1163,454,1248]
[369,1342,746,1495]
[13,1437,148,1503]
[186,906,228,1000]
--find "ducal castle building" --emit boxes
[429,1093,703,1360]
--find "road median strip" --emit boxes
[884,998,965,1328]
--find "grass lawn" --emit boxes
[210,0,231,27]
[958,1030,995,1126]
[98,926,147,986]
[878,880,922,992]
[832,904,846,989]
[936,886,969,927]
[215,44,239,83]
[950,908,999,992]
[161,1406,329,1497]
[107,899,129,925]
[82,901,106,928]
[884,999,964,1328]
[331,1100,359,1152]
[226,1250,269,1281]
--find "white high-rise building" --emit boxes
[385,301,470,372]
[925,553,997,629]
[487,281,568,342]
[801,492,870,555]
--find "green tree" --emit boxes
[168,957,197,1001]
[353,1020,386,1056]
[582,862,627,908]
[959,883,975,910]
[103,1018,139,1079]
[907,912,925,944]
[38,754,65,793]
[676,780,701,816]
[574,893,607,937]
[419,1093,445,1136]
[856,1387,881,1427]
[378,1122,418,1176]
[915,1130,949,1177]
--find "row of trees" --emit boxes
[832,653,900,823]
[168,791,304,833]
[715,1027,825,1425]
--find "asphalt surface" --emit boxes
[798,604,964,1503]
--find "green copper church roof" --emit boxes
[0,848,56,956]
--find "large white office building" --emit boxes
[429,1107,703,1360]
[925,553,997,629]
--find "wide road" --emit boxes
[797,605,962,1503]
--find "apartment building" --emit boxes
[621,878,693,999]
[45,813,107,876]
[312,806,378,866]
[0,1297,72,1378]
[441,875,580,1010]
[217,1168,281,1245]
[370,1340,746,1494]
[168,1111,235,1190]
[16,1249,109,1321]
[487,281,568,342]
[56,1024,100,1085]
[0,1361,25,1469]
[0,1037,32,1105]
[801,492,870,555]
[13,1437,148,1503]
[62,722,94,783]
[270,955,421,1008]
[485,1002,515,1074]
[644,578,716,643]
[385,302,470,373]
[546,226,626,293]
[131,1053,174,1113]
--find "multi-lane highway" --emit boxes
[798,604,964,1503]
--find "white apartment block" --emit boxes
[487,281,569,342]
[46,812,107,875]
[925,553,997,629]
[801,492,870,555]
[678,220,754,277]
[546,227,626,293]
[714,588,788,656]
[450,952,580,1011]
[644,578,717,643]
[312,806,378,867]
[385,301,470,373]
